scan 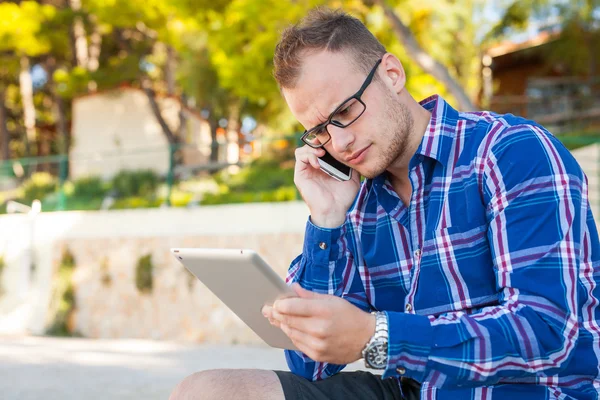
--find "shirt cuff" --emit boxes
[383,311,434,382]
[303,217,345,267]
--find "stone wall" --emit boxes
[0,202,310,345]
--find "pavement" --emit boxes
[0,335,366,399]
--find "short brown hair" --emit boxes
[273,7,386,88]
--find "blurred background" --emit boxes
[0,0,599,398]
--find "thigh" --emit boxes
[274,370,403,400]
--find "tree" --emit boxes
[370,0,476,110]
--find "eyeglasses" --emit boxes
[301,58,382,149]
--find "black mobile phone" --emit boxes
[317,150,352,181]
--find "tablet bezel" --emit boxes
[171,248,299,351]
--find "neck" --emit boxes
[386,92,432,186]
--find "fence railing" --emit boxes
[1,133,600,214]
[0,133,303,212]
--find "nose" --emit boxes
[328,124,356,154]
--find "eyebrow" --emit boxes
[315,95,347,125]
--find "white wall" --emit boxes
[0,202,310,341]
[70,88,212,179]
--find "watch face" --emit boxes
[366,341,388,369]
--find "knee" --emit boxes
[169,369,283,400]
[169,369,230,400]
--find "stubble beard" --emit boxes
[360,95,414,179]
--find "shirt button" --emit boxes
[318,242,327,250]
[396,367,406,375]
[405,303,413,312]
[414,249,421,258]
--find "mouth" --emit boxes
[345,145,371,165]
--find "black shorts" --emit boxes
[274,370,421,400]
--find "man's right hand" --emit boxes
[294,146,361,228]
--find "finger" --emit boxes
[291,283,329,299]
[283,315,329,338]
[271,311,321,336]
[262,304,273,318]
[281,324,328,362]
[295,146,325,171]
[274,297,323,317]
[268,317,280,328]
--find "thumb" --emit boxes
[291,283,327,299]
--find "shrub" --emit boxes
[46,248,77,336]
[72,176,108,198]
[169,190,193,207]
[112,196,162,209]
[201,185,297,205]
[112,170,159,198]
[21,172,57,203]
[100,257,112,287]
[135,254,154,294]
[222,158,294,192]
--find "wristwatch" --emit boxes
[362,311,388,369]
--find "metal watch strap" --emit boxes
[362,311,388,369]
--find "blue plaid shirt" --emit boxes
[285,95,600,399]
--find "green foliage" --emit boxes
[60,247,75,270]
[100,257,112,287]
[201,156,297,205]
[111,170,159,198]
[72,176,109,199]
[21,172,57,204]
[0,1,64,56]
[112,196,162,209]
[135,254,154,294]
[169,190,194,207]
[46,248,77,337]
[557,131,600,151]
[220,158,294,192]
[201,185,297,205]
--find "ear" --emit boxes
[379,53,406,94]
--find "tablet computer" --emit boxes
[171,248,298,351]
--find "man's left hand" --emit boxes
[261,283,375,365]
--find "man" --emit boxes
[170,7,600,400]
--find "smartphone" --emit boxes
[318,149,352,181]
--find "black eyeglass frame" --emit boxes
[300,58,383,149]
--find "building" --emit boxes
[482,29,600,133]
[69,87,231,180]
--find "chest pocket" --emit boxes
[414,224,499,316]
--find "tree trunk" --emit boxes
[372,0,476,111]
[19,55,37,155]
[69,0,89,68]
[0,86,9,161]
[87,14,102,91]
[208,111,219,164]
[227,101,242,164]
[141,77,178,145]
[177,94,188,138]
[45,57,68,155]
[165,45,176,95]
[166,46,189,143]
[87,15,101,72]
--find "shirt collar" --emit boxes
[369,94,459,191]
[414,94,460,168]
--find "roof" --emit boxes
[486,29,561,58]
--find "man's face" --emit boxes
[282,50,413,179]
